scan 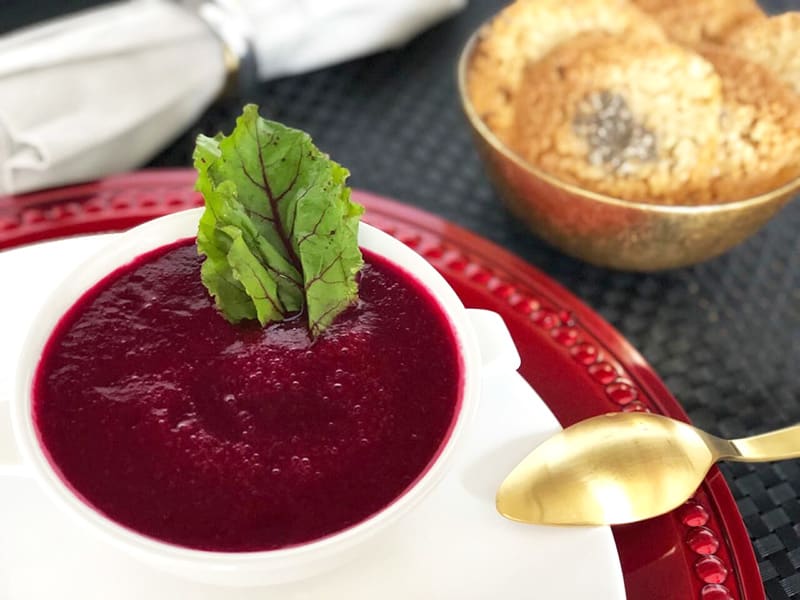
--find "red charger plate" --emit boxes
[0,170,763,600]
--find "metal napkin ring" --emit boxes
[180,0,257,96]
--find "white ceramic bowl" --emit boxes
[7,208,516,587]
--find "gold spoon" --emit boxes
[496,412,800,526]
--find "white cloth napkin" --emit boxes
[0,0,465,196]
[244,0,466,80]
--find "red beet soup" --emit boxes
[33,240,462,552]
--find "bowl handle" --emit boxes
[466,309,521,375]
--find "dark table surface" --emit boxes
[3,0,800,597]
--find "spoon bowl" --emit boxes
[497,412,800,526]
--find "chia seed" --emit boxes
[573,90,657,174]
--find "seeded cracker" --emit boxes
[507,33,723,204]
[467,0,665,139]
[697,46,800,201]
[725,13,800,96]
[630,0,764,45]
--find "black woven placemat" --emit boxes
[3,1,800,597]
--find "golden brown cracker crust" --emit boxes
[467,0,664,138]
[631,0,765,45]
[698,45,800,201]
[725,13,800,96]
[507,33,722,204]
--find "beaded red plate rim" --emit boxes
[0,169,763,600]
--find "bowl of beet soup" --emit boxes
[7,208,519,586]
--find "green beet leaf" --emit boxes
[194,104,364,337]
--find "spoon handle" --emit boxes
[728,424,800,462]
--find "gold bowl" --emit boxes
[457,30,800,271]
